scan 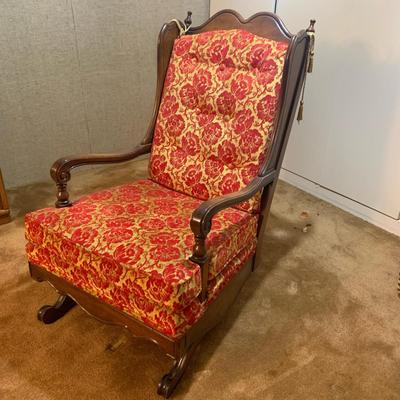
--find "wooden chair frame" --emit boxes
[29,10,314,397]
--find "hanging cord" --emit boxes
[170,11,192,36]
[297,19,316,122]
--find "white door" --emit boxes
[278,0,400,220]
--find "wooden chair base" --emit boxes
[29,258,253,397]
[37,295,76,324]
[158,344,198,397]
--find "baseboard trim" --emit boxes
[279,169,400,237]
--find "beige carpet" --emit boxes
[1,158,399,400]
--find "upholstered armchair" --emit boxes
[25,10,314,397]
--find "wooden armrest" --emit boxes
[189,169,276,301]
[50,143,152,207]
[190,170,276,237]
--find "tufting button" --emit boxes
[223,115,230,122]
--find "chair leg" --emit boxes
[157,344,197,398]
[37,295,76,324]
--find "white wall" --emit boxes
[210,0,400,235]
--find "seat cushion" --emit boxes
[149,29,288,212]
[25,179,258,337]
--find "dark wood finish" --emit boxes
[191,171,276,238]
[51,144,152,208]
[184,11,193,28]
[158,343,197,397]
[37,295,76,324]
[30,10,314,397]
[188,9,292,43]
[142,22,180,144]
[0,169,11,225]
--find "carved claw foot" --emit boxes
[37,295,76,324]
[157,345,197,398]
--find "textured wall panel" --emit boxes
[0,0,209,187]
[0,1,90,188]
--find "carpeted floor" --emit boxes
[1,158,400,400]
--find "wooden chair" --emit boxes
[25,10,314,397]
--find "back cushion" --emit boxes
[149,29,288,212]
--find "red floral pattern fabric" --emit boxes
[25,179,257,337]
[149,29,288,212]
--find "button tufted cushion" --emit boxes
[149,29,288,212]
[25,179,257,338]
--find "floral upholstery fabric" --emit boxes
[149,29,288,212]
[25,179,257,338]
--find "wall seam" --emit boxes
[69,0,93,153]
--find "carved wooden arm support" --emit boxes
[50,143,152,207]
[189,170,276,300]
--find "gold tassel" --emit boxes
[297,100,304,122]
[297,68,307,123]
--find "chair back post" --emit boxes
[142,22,180,145]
